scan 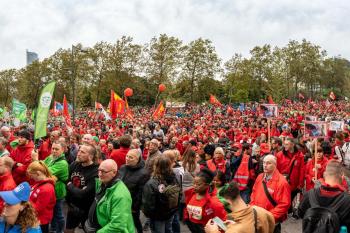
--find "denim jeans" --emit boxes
[150,216,174,233]
[172,212,180,233]
[50,199,65,233]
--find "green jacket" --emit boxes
[95,179,135,233]
[44,154,69,199]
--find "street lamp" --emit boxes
[71,44,89,123]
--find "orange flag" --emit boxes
[153,101,166,119]
[209,94,222,106]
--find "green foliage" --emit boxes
[1,36,350,108]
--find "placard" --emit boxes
[329,121,344,131]
[304,121,327,138]
[260,104,278,118]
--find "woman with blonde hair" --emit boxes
[0,182,41,233]
[27,161,56,233]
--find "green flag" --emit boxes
[31,108,37,121]
[12,99,27,122]
[34,82,56,139]
[0,107,3,117]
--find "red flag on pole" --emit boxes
[268,95,275,104]
[209,94,222,106]
[153,101,166,119]
[298,93,305,99]
[227,105,234,115]
[63,95,72,128]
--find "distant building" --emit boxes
[26,50,39,65]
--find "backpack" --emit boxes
[302,188,347,233]
[158,179,181,212]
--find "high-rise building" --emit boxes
[26,50,39,65]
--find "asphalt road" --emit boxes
[74,212,302,232]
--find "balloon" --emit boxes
[124,88,133,97]
[159,84,166,92]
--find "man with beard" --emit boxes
[65,144,99,233]
[10,129,34,184]
[119,149,150,233]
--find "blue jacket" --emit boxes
[0,220,41,233]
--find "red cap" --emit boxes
[232,142,242,149]
[260,143,270,154]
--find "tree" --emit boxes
[0,69,17,106]
[179,38,221,102]
[143,34,184,86]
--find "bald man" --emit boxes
[250,155,291,233]
[0,126,15,153]
[119,150,150,233]
[85,159,135,233]
[82,134,94,145]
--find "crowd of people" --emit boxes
[0,100,350,233]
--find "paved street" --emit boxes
[74,210,302,232]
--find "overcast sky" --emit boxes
[1,0,349,69]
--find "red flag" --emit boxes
[153,101,166,119]
[268,95,274,104]
[110,90,125,119]
[63,95,72,128]
[110,90,116,119]
[227,105,234,115]
[298,93,305,99]
[124,97,133,119]
[209,94,222,106]
[329,91,336,100]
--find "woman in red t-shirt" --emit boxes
[184,168,227,233]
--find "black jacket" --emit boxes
[118,159,150,211]
[66,161,99,211]
[298,185,350,229]
[142,172,178,220]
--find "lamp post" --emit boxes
[71,44,89,123]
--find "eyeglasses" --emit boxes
[98,169,113,174]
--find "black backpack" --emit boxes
[302,188,346,233]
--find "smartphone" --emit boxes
[212,217,227,231]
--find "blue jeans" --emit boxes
[150,216,174,233]
[50,199,65,233]
[172,212,180,233]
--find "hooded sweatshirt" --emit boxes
[10,141,34,184]
[30,179,56,225]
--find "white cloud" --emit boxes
[1,0,349,69]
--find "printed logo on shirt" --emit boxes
[268,187,274,194]
[71,172,86,188]
[187,204,203,220]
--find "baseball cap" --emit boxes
[92,136,99,143]
[232,142,242,149]
[0,182,31,205]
